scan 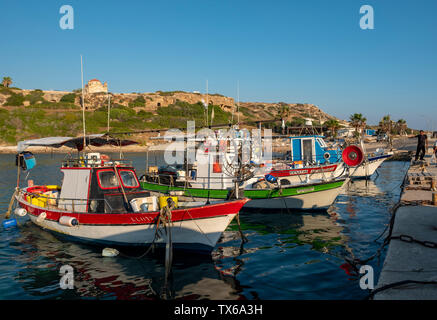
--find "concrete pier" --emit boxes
[374,150,437,299]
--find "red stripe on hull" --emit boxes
[270,164,338,177]
[18,197,248,226]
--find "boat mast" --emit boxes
[206,79,209,127]
[81,55,86,153]
[237,80,240,125]
[107,90,111,133]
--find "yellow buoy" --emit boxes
[159,196,178,209]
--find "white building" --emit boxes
[84,79,108,94]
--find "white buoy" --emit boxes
[36,212,47,223]
[102,248,119,257]
[14,207,27,217]
[59,216,79,227]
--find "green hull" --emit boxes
[140,179,346,200]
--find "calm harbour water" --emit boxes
[0,152,409,300]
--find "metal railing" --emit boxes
[61,158,133,168]
[19,189,114,214]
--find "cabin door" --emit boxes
[59,169,91,212]
[302,139,313,163]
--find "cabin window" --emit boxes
[97,170,120,189]
[317,138,327,148]
[97,169,139,189]
[119,170,139,188]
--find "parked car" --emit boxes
[376,133,388,142]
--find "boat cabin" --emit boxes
[57,153,153,213]
[286,135,341,165]
[187,130,264,189]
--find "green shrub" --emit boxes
[289,117,305,126]
[128,96,146,107]
[157,101,205,118]
[239,106,255,118]
[156,90,177,96]
[5,93,25,106]
[0,87,13,95]
[28,102,79,109]
[24,90,47,104]
[60,93,77,103]
[137,110,153,118]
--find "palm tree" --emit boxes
[325,119,340,138]
[396,119,407,136]
[279,104,290,120]
[349,113,367,136]
[379,115,392,134]
[2,77,12,88]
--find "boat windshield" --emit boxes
[97,169,139,189]
[98,170,119,189]
[119,170,139,188]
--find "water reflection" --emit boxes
[345,178,384,197]
[234,211,349,254]
[8,220,246,300]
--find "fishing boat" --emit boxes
[267,135,345,184]
[141,176,347,210]
[140,130,348,211]
[268,135,392,181]
[347,152,393,178]
[239,176,348,210]
[8,135,249,254]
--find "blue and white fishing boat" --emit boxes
[270,135,392,181]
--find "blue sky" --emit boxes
[1,0,436,129]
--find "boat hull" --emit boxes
[16,192,248,253]
[141,179,347,211]
[268,163,345,184]
[243,179,347,210]
[350,154,391,179]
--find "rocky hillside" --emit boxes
[0,86,338,145]
[238,101,337,124]
[0,87,336,122]
[0,88,234,110]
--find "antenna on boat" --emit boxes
[80,55,86,153]
[206,79,209,127]
[107,90,111,133]
[237,80,240,125]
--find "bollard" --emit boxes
[433,192,437,206]
[431,178,436,192]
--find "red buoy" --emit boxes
[342,145,364,166]
[213,162,222,173]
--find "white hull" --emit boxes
[350,157,388,178]
[28,213,236,252]
[243,183,346,210]
[277,164,346,185]
[270,156,389,182]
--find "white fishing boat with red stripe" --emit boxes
[265,135,392,183]
[10,136,249,254]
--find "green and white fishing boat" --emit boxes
[139,128,348,211]
[140,177,347,210]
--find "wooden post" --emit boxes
[16,154,21,188]
[431,178,436,191]
[146,150,149,177]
